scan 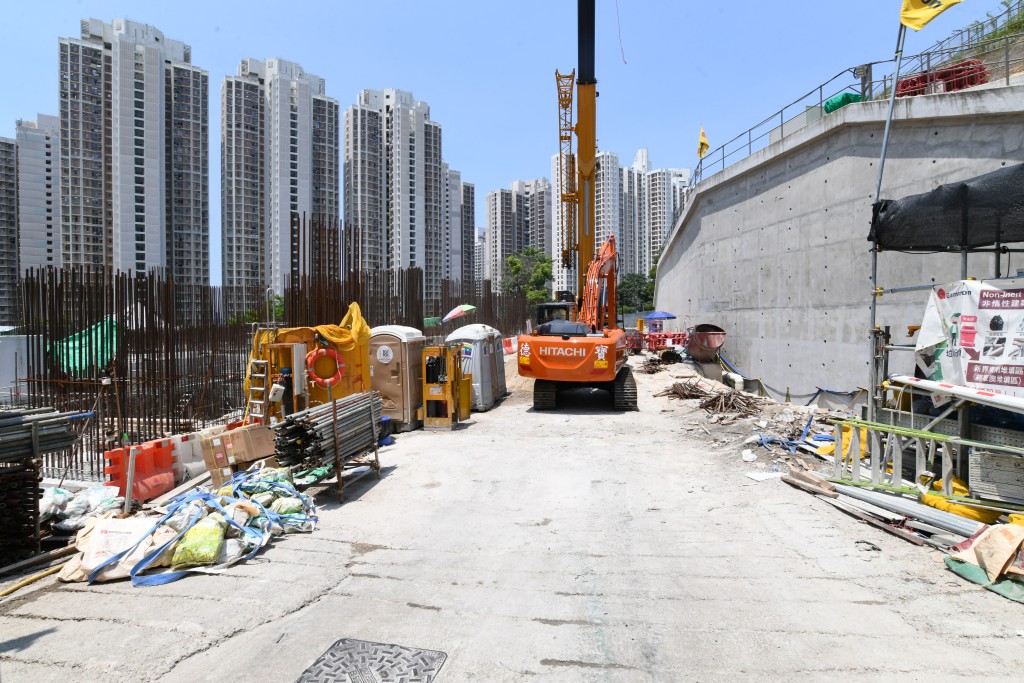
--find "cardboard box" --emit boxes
[199,424,278,487]
[224,424,277,465]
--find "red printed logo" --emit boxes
[937,289,946,300]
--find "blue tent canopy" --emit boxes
[644,311,677,320]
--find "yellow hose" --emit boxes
[0,563,64,598]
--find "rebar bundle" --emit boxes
[272,393,382,468]
[0,408,79,463]
[0,460,43,565]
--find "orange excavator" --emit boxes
[516,0,637,412]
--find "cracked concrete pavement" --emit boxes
[3,356,1024,681]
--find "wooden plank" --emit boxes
[782,475,838,499]
[146,471,211,508]
[787,469,837,493]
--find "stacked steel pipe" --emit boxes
[0,408,80,462]
[0,408,76,564]
[271,392,381,468]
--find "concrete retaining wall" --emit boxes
[655,85,1024,398]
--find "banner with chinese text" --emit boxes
[915,279,1024,403]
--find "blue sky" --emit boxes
[1,1,1002,284]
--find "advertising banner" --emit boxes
[915,279,1024,404]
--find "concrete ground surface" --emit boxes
[3,356,1024,682]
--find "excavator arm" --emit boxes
[578,235,618,331]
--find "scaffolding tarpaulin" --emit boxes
[50,316,118,375]
[869,164,1024,251]
[915,279,1024,407]
[823,92,862,114]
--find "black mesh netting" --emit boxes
[869,163,1024,251]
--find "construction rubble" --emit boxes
[656,360,1024,604]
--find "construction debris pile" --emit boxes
[656,362,1024,602]
[58,466,316,586]
[656,377,770,419]
[272,393,383,468]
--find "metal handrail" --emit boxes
[686,4,1024,196]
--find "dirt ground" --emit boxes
[3,355,1024,682]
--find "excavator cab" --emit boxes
[535,302,577,326]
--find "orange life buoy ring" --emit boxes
[306,347,345,388]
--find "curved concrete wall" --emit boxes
[656,85,1024,397]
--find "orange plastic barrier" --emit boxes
[104,438,175,501]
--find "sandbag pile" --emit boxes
[40,485,123,532]
[58,465,316,586]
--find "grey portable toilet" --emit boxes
[370,325,426,431]
[446,324,500,411]
[490,329,508,397]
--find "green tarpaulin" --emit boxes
[944,556,1024,603]
[49,316,118,375]
[824,92,862,114]
[423,317,442,329]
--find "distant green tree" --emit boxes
[618,273,650,311]
[502,247,553,305]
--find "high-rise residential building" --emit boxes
[461,183,475,284]
[595,151,620,253]
[620,149,647,276]
[510,178,551,258]
[344,88,468,309]
[550,154,571,294]
[442,164,462,281]
[221,58,339,305]
[0,138,17,325]
[474,229,485,284]
[551,148,689,291]
[645,166,689,272]
[59,19,209,282]
[485,188,524,287]
[16,116,61,272]
[549,152,616,294]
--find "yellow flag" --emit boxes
[900,0,962,31]
[697,127,709,158]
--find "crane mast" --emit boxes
[555,71,577,273]
[574,0,597,300]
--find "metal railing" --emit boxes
[688,2,1024,192]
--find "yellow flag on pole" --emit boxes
[697,127,709,158]
[900,0,962,31]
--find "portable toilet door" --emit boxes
[491,331,508,397]
[446,324,495,411]
[370,325,426,431]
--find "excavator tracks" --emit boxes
[533,379,558,411]
[611,365,638,411]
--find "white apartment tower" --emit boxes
[0,138,16,324]
[222,58,339,302]
[461,183,475,284]
[16,116,62,272]
[594,151,620,255]
[550,151,617,295]
[485,188,525,287]
[510,178,551,258]
[620,149,648,276]
[645,167,689,272]
[550,153,571,294]
[442,164,463,281]
[59,19,209,282]
[344,88,467,310]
